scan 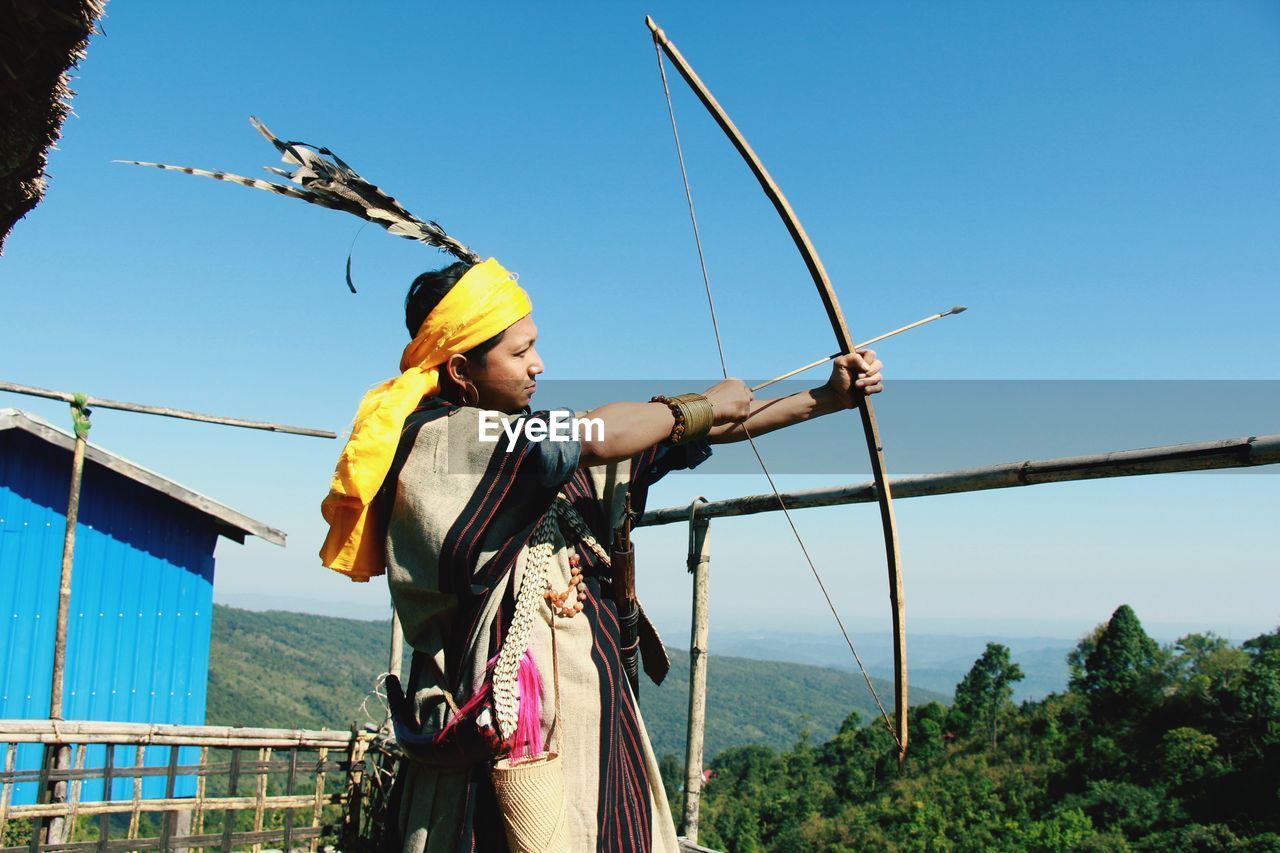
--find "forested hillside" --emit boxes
[693,605,1280,851]
[206,605,944,760]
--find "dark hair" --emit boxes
[404,261,504,363]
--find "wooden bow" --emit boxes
[647,16,908,766]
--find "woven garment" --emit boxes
[385,404,702,851]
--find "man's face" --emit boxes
[471,314,543,413]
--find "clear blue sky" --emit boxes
[3,1,1277,647]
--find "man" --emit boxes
[129,118,885,852]
[319,257,883,851]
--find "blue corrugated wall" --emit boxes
[0,429,218,802]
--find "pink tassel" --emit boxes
[437,654,498,740]
[512,648,544,760]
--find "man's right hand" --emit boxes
[703,378,754,426]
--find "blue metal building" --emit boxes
[0,408,284,803]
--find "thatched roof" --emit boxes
[0,0,107,254]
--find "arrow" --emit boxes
[750,306,967,392]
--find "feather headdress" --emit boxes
[119,117,481,289]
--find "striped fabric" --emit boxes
[384,403,694,852]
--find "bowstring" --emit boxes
[654,42,901,749]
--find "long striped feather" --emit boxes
[120,117,482,265]
[116,161,326,205]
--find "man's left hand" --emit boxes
[825,349,884,408]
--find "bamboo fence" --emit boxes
[0,721,398,853]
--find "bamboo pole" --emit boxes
[43,742,73,845]
[0,720,365,749]
[1,742,14,841]
[221,749,241,853]
[49,418,87,721]
[192,747,208,846]
[341,727,367,850]
[161,745,180,853]
[682,501,711,844]
[45,401,91,849]
[639,433,1280,527]
[6,792,343,819]
[282,747,298,853]
[98,742,114,851]
[65,744,86,842]
[0,381,336,439]
[251,747,269,853]
[309,748,328,853]
[127,745,145,841]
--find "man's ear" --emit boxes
[443,353,471,386]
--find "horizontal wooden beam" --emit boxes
[20,824,327,853]
[0,720,368,749]
[639,433,1280,526]
[0,380,335,439]
[1,758,346,786]
[6,792,343,819]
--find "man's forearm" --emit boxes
[577,401,675,466]
[708,386,844,444]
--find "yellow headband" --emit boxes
[319,258,532,580]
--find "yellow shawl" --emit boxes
[320,258,532,580]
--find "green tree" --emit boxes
[949,642,1025,750]
[691,615,1280,849]
[1065,606,1169,784]
[1165,632,1249,728]
[1071,605,1164,712]
[1224,628,1280,832]
[905,701,949,769]
[1158,727,1219,787]
[819,710,896,802]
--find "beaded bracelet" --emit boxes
[650,395,687,444]
[651,393,715,445]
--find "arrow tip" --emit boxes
[948,305,968,315]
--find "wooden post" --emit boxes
[341,727,366,851]
[192,746,209,841]
[49,409,88,721]
[45,399,91,848]
[220,748,241,853]
[0,742,14,841]
[282,747,299,853]
[681,501,711,843]
[251,746,270,852]
[309,748,328,853]
[41,742,71,846]
[127,744,144,841]
[161,745,179,851]
[65,744,86,843]
[97,744,113,851]
[172,809,193,853]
